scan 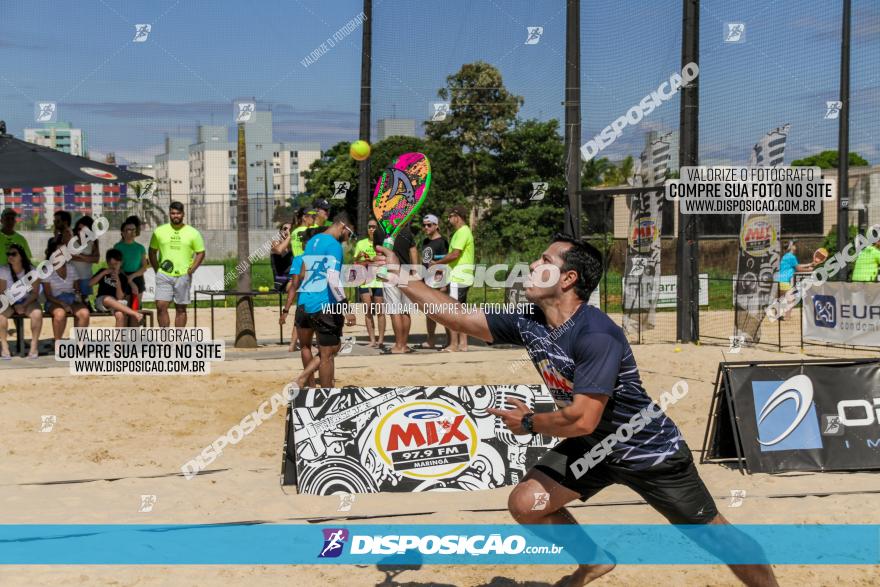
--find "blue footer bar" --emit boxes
[0,524,877,565]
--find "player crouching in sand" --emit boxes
[375,235,778,587]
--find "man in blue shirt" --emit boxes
[776,240,813,320]
[375,235,778,587]
[288,213,356,388]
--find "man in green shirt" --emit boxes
[148,202,206,327]
[430,205,475,352]
[0,209,31,265]
[852,241,880,282]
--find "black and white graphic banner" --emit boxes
[283,385,559,494]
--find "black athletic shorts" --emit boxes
[295,308,344,347]
[533,440,718,524]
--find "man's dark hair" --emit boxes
[54,210,72,226]
[294,207,306,224]
[122,215,142,232]
[73,215,94,231]
[7,243,33,274]
[552,234,603,300]
[169,201,185,212]
[106,248,123,263]
[332,211,352,227]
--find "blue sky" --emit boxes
[0,0,877,166]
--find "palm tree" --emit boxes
[581,156,614,187]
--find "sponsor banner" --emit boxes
[0,524,879,564]
[141,265,225,302]
[803,282,880,347]
[734,214,780,343]
[734,125,788,344]
[284,385,559,494]
[622,273,709,310]
[704,359,880,473]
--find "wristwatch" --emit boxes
[282,308,289,314]
[521,412,536,435]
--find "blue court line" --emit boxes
[0,524,877,565]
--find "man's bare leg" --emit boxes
[295,355,321,389]
[508,470,615,587]
[318,343,340,387]
[156,301,170,327]
[174,304,187,327]
[709,514,779,587]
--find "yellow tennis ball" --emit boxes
[674,346,682,353]
[350,140,371,161]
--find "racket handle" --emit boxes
[377,236,395,280]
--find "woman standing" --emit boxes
[353,220,385,348]
[70,216,100,309]
[0,243,44,358]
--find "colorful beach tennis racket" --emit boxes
[372,152,431,278]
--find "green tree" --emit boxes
[791,150,869,168]
[581,157,614,187]
[602,156,636,187]
[474,204,564,262]
[492,119,565,207]
[425,61,523,222]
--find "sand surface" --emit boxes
[1,307,878,586]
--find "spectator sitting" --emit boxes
[90,249,144,327]
[0,243,43,358]
[43,237,90,342]
[115,217,148,320]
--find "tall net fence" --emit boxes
[1,0,877,353]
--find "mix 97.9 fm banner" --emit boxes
[282,385,558,494]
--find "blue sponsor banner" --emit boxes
[0,524,878,565]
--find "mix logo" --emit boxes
[374,400,478,480]
[813,294,836,328]
[752,375,822,452]
[318,528,349,558]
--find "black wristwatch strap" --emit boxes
[521,412,536,435]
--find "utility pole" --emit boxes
[837,0,851,279]
[234,123,257,348]
[563,0,581,238]
[677,0,699,343]
[357,0,372,234]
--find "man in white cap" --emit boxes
[419,214,449,349]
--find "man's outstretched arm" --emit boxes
[376,245,492,342]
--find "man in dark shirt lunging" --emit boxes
[375,235,777,587]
